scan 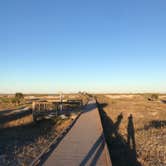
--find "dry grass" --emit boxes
[0,115,72,165]
[2,114,33,128]
[0,98,81,165]
[97,95,166,166]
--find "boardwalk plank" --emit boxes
[44,99,111,166]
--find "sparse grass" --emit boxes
[97,95,166,166]
[0,115,72,165]
[0,97,28,111]
[0,94,83,165]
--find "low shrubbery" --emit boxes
[0,93,24,106]
[144,93,159,101]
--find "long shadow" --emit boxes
[0,109,16,116]
[161,100,166,104]
[97,102,141,166]
[0,106,26,116]
[83,102,98,113]
[0,118,58,158]
[61,102,97,115]
[0,109,32,125]
[127,115,136,150]
[80,134,105,166]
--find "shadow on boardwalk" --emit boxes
[80,134,105,166]
[83,102,98,113]
[97,102,142,166]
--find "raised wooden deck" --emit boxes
[44,99,111,166]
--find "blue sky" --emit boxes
[0,0,166,93]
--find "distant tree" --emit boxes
[14,93,24,105]
[147,94,159,101]
[151,94,159,101]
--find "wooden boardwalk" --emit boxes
[44,99,111,166]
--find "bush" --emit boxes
[147,94,159,101]
[13,93,24,105]
[151,94,159,100]
[0,97,10,103]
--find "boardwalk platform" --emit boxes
[44,99,111,166]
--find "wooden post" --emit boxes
[38,103,40,111]
[32,101,36,111]
[44,103,46,111]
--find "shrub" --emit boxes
[151,94,159,100]
[147,94,159,101]
[14,93,24,105]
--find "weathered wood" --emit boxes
[43,99,111,166]
[32,100,83,122]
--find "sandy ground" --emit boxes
[105,94,139,99]
[97,95,166,166]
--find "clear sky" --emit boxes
[0,0,166,93]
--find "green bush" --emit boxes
[0,97,10,103]
[12,93,24,105]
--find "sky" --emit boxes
[0,0,166,93]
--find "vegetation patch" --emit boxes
[97,95,166,166]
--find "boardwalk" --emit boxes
[44,98,111,166]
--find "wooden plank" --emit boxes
[43,99,111,166]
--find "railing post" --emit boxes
[32,101,36,111]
